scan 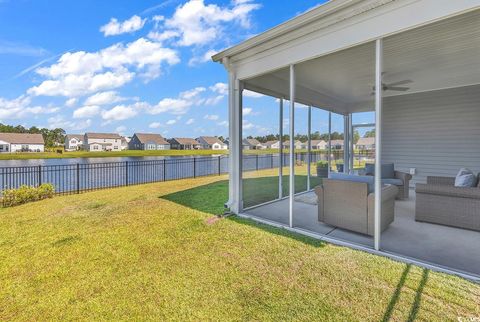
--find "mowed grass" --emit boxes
[1,174,479,320]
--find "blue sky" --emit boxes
[0,0,373,138]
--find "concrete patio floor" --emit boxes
[245,191,480,277]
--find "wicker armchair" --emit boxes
[415,176,480,231]
[315,179,398,236]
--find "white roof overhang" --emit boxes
[213,0,480,114]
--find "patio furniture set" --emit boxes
[314,164,480,235]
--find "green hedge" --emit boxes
[1,184,55,207]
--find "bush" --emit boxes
[1,184,55,207]
[317,161,328,167]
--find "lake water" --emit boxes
[0,155,224,167]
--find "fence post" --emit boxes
[125,161,129,186]
[256,154,259,171]
[76,163,80,194]
[218,156,221,175]
[193,157,196,178]
[38,165,42,186]
[163,159,166,181]
[271,154,274,169]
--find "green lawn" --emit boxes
[242,166,323,208]
[1,174,479,320]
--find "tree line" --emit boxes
[0,124,65,148]
[247,130,363,144]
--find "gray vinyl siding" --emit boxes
[382,85,480,187]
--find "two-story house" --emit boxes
[84,133,122,152]
[64,134,83,151]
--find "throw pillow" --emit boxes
[454,168,477,187]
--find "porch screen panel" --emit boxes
[241,95,281,209]
[310,107,331,186]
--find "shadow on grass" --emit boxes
[160,178,325,248]
[243,174,322,208]
[382,264,429,322]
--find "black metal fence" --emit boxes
[0,151,374,195]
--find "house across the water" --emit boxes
[0,133,45,153]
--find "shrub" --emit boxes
[1,184,55,207]
[317,161,328,167]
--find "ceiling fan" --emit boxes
[371,79,413,95]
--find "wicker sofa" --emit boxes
[315,178,398,236]
[415,176,480,232]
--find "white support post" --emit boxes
[225,58,239,213]
[374,38,383,251]
[237,80,243,213]
[307,105,312,190]
[279,98,284,199]
[289,65,295,228]
[343,115,349,173]
[328,112,332,175]
[349,114,354,172]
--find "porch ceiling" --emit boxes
[243,9,480,114]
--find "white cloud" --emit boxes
[242,119,254,130]
[149,122,162,129]
[147,30,180,43]
[166,119,177,125]
[100,15,146,36]
[243,107,252,115]
[147,86,205,115]
[217,120,228,127]
[153,0,260,47]
[47,115,91,130]
[210,82,228,95]
[84,91,126,106]
[73,105,101,119]
[0,95,58,120]
[65,98,77,107]
[102,104,138,121]
[29,38,180,97]
[204,114,219,121]
[28,67,134,97]
[204,95,224,106]
[185,118,194,125]
[115,125,127,134]
[188,49,217,66]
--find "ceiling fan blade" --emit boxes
[387,86,410,92]
[386,80,413,87]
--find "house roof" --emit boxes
[330,139,344,145]
[65,134,83,141]
[198,136,224,145]
[85,132,122,140]
[243,138,261,146]
[311,140,326,145]
[283,140,303,145]
[264,140,279,146]
[0,133,44,144]
[171,138,199,145]
[356,137,375,145]
[134,133,169,145]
